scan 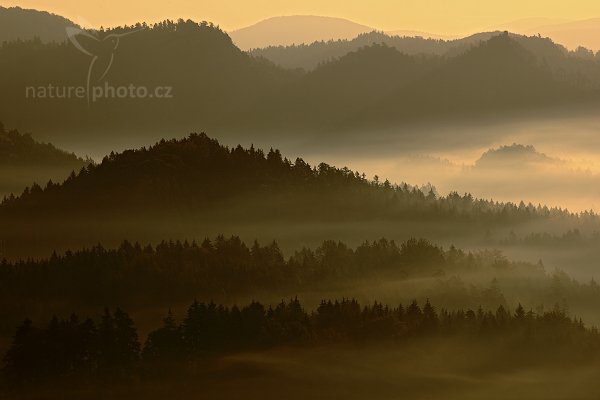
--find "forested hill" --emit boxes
[250,29,600,74]
[0,122,87,168]
[0,19,297,135]
[0,132,582,222]
[0,6,76,44]
[0,132,595,259]
[241,44,441,128]
[348,34,579,127]
[249,31,498,70]
[2,23,600,141]
[244,34,592,129]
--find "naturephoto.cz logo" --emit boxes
[24,26,173,105]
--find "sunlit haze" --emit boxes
[2,0,600,34]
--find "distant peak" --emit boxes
[236,15,370,28]
[476,144,557,167]
[229,15,373,50]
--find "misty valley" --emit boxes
[3,4,600,399]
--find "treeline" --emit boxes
[249,31,470,70]
[499,229,600,248]
[3,298,598,385]
[3,308,140,384]
[0,236,538,308]
[0,133,585,226]
[251,30,600,72]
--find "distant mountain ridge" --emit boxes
[2,20,600,147]
[249,29,600,73]
[242,34,600,131]
[0,19,297,137]
[250,30,500,71]
[0,6,77,43]
[229,15,374,50]
[475,144,559,168]
[351,34,579,126]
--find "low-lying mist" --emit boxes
[335,143,600,212]
[11,338,600,400]
[279,111,600,213]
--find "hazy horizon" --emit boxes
[3,1,600,44]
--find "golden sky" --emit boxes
[2,0,600,33]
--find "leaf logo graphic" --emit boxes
[65,27,143,105]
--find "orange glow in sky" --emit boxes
[2,0,600,33]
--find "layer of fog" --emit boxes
[320,143,600,212]
[25,112,600,213]
[215,344,600,400]
[11,109,600,282]
[34,340,600,399]
[275,111,600,213]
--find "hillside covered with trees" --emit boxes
[250,30,600,71]
[0,122,90,199]
[0,132,594,259]
[0,6,76,44]
[1,235,600,340]
[0,122,87,167]
[0,132,580,220]
[2,21,600,143]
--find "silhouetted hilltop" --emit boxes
[0,6,77,43]
[0,132,594,265]
[248,34,596,130]
[475,144,558,168]
[353,34,585,126]
[251,30,600,87]
[229,15,374,50]
[0,132,579,221]
[512,34,600,86]
[244,43,440,128]
[0,122,87,167]
[0,19,297,134]
[250,31,498,70]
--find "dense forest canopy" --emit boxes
[1,131,598,261]
[2,235,600,336]
[0,236,515,307]
[0,132,585,222]
[3,297,598,386]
